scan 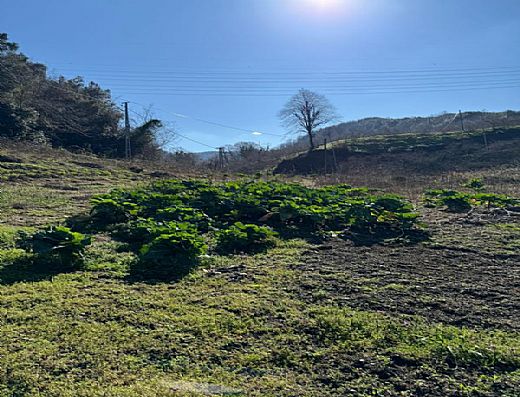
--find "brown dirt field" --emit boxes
[290,208,520,332]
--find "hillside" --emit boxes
[0,139,207,227]
[0,141,519,396]
[274,126,520,194]
[280,110,520,153]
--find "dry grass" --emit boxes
[311,165,520,200]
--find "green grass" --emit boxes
[0,239,518,396]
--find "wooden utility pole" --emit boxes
[459,110,465,132]
[124,102,131,159]
[218,147,225,170]
[324,139,328,174]
[331,145,338,173]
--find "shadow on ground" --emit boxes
[0,255,76,285]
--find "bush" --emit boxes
[18,226,91,268]
[215,222,278,254]
[89,180,420,239]
[443,196,473,213]
[89,197,135,227]
[463,178,485,191]
[134,224,207,280]
[425,189,518,212]
[81,180,423,279]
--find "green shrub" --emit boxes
[84,179,422,273]
[18,226,91,268]
[464,178,485,191]
[89,197,136,227]
[112,219,173,247]
[443,196,473,213]
[215,222,278,254]
[425,189,518,212]
[155,206,212,231]
[135,224,207,280]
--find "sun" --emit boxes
[283,0,354,21]
[301,0,344,10]
[291,0,350,16]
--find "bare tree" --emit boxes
[279,89,339,150]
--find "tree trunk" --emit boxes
[308,130,315,151]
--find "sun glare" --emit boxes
[286,0,352,18]
[305,0,342,9]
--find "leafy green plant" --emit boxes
[443,196,472,213]
[215,222,278,254]
[18,226,91,267]
[89,197,136,227]
[464,178,485,191]
[134,223,207,280]
[425,189,518,212]
[85,179,421,269]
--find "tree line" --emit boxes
[0,33,164,158]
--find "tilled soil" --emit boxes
[293,242,519,331]
[290,209,520,332]
[278,208,520,396]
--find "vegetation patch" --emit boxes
[74,179,420,276]
[17,226,91,269]
[215,222,278,254]
[7,179,418,279]
[89,179,419,236]
[424,189,519,212]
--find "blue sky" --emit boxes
[2,0,520,152]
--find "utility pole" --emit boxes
[324,139,328,174]
[124,102,131,159]
[459,110,465,132]
[218,147,225,170]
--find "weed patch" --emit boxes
[425,189,519,212]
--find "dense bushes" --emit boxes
[0,33,166,158]
[15,179,421,279]
[89,180,420,239]
[135,224,207,280]
[84,179,420,279]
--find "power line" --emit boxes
[105,79,520,92]
[118,83,520,97]
[48,64,520,97]
[127,102,284,150]
[51,64,520,76]
[128,100,284,137]
[53,72,520,85]
[53,69,520,78]
[127,106,219,150]
[98,77,520,89]
[173,132,219,150]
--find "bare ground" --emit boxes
[290,208,520,332]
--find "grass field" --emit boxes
[0,140,519,396]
